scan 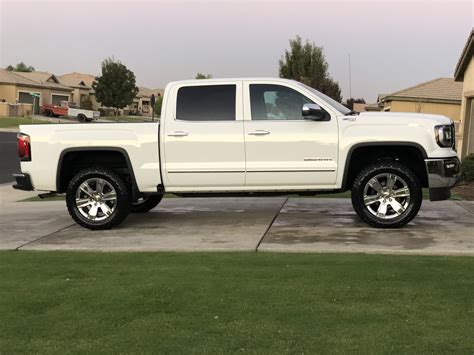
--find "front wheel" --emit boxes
[66,168,131,230]
[131,195,163,213]
[351,162,422,228]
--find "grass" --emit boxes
[0,117,52,128]
[0,252,473,353]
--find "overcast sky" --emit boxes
[0,0,472,102]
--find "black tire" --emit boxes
[351,161,422,228]
[44,110,52,117]
[77,114,86,122]
[131,195,163,213]
[66,167,131,230]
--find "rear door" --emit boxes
[162,81,245,190]
[243,81,339,188]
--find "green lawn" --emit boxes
[0,117,52,128]
[0,252,473,353]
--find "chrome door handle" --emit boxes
[167,131,188,137]
[248,130,270,136]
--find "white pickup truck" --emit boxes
[41,101,100,122]
[13,78,460,230]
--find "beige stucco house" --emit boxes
[1,69,164,117]
[129,87,164,116]
[0,69,72,116]
[379,78,463,127]
[59,73,163,116]
[454,29,474,158]
[57,72,97,109]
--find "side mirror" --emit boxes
[302,103,327,121]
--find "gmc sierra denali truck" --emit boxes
[13,78,460,230]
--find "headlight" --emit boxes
[435,124,455,149]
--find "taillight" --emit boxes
[17,133,31,161]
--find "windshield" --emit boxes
[297,82,351,115]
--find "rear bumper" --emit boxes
[12,173,34,191]
[424,157,460,201]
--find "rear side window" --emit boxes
[176,85,236,121]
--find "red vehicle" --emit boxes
[41,101,100,122]
[41,102,69,117]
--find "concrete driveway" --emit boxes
[1,184,473,255]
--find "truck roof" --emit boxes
[166,77,298,86]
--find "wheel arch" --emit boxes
[341,142,428,191]
[56,147,138,193]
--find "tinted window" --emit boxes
[176,85,236,121]
[250,84,317,120]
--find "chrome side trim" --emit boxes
[167,169,336,174]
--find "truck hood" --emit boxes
[338,111,457,159]
[354,111,453,128]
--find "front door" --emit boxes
[163,82,245,190]
[243,82,338,188]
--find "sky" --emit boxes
[0,0,473,102]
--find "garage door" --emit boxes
[18,92,40,113]
[52,94,69,106]
[18,92,34,104]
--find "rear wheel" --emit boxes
[66,167,131,230]
[131,195,163,213]
[44,110,52,117]
[351,162,422,228]
[77,114,86,122]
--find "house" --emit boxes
[454,29,474,158]
[0,69,164,117]
[352,102,383,113]
[59,73,163,116]
[57,72,98,109]
[14,71,73,106]
[379,78,463,130]
[128,87,164,116]
[0,69,72,115]
[364,102,383,111]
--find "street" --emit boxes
[0,132,19,184]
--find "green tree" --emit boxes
[80,95,94,110]
[279,36,342,102]
[6,62,35,72]
[195,73,212,79]
[92,57,138,115]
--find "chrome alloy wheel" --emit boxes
[363,173,411,219]
[75,178,117,221]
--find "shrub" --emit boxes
[461,154,474,182]
[80,95,93,110]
